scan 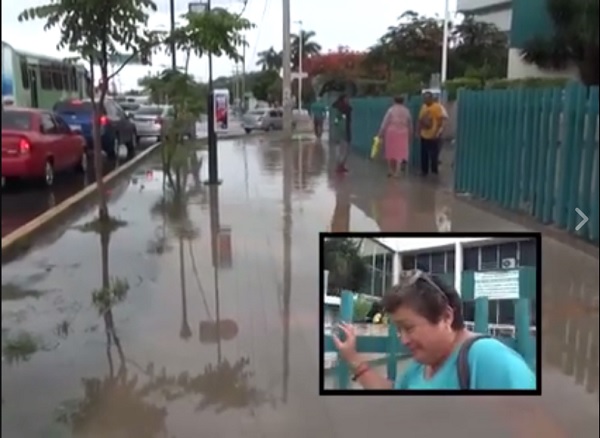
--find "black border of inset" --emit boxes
[318,231,543,396]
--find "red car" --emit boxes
[2,107,87,187]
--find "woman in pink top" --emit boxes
[378,96,413,177]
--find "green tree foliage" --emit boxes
[521,0,599,85]
[249,70,282,102]
[323,238,368,294]
[362,11,509,89]
[18,0,159,221]
[291,30,322,70]
[256,47,282,71]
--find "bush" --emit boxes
[444,77,483,101]
[485,77,570,89]
[353,295,373,322]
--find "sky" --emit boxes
[2,0,456,92]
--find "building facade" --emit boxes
[397,237,537,328]
[456,0,578,80]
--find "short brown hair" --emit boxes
[381,272,465,330]
[393,95,405,104]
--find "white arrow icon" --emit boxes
[575,208,589,231]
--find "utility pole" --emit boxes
[241,42,246,112]
[282,0,293,138]
[189,1,219,184]
[441,0,450,85]
[169,0,177,70]
[295,20,303,110]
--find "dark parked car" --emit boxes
[53,98,138,159]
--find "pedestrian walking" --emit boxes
[310,96,327,140]
[332,270,536,390]
[378,95,413,177]
[331,94,352,173]
[417,92,447,176]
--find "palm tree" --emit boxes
[291,30,322,70]
[256,47,282,71]
[521,0,599,85]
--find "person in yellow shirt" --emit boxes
[417,92,447,176]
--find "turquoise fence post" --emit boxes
[521,88,536,206]
[510,88,526,210]
[534,88,552,220]
[579,86,599,241]
[566,84,587,233]
[590,87,600,243]
[556,83,579,228]
[479,91,492,199]
[454,90,466,192]
[386,323,400,382]
[514,298,534,369]
[503,89,518,208]
[337,290,354,389]
[473,91,486,195]
[474,297,489,334]
[497,90,511,207]
[488,90,500,202]
[542,87,562,224]
[529,89,543,214]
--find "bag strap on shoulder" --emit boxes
[457,335,492,390]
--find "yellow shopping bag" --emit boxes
[370,136,381,159]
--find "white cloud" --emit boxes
[2,0,454,91]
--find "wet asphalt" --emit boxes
[1,135,598,438]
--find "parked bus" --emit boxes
[2,41,90,109]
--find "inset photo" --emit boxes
[320,232,541,395]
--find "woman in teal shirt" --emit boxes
[332,270,536,390]
[310,97,327,140]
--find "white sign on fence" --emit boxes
[474,270,519,300]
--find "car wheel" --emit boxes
[44,160,55,187]
[76,152,88,173]
[244,128,252,134]
[107,137,119,160]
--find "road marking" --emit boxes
[575,208,588,231]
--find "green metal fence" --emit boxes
[327,95,424,170]
[455,83,599,244]
[324,268,537,389]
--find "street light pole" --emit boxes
[441,0,450,85]
[189,1,219,184]
[170,0,177,70]
[282,0,293,138]
[295,20,303,110]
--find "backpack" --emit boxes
[456,335,491,390]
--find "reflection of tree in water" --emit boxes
[292,141,325,192]
[58,212,272,435]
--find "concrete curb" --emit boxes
[1,141,162,256]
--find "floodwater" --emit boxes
[1,136,598,438]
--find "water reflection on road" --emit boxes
[1,137,598,437]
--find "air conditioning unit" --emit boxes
[501,258,517,269]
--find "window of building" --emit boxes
[402,254,415,271]
[430,251,446,274]
[446,250,455,273]
[416,253,431,272]
[462,301,475,322]
[40,65,53,89]
[480,245,499,270]
[463,247,478,270]
[497,299,515,325]
[498,242,518,262]
[70,67,78,91]
[374,253,386,271]
[519,239,537,266]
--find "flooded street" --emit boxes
[1,138,159,237]
[1,136,598,437]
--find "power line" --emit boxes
[250,0,270,67]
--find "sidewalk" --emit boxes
[1,136,598,438]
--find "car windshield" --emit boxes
[120,102,141,112]
[136,106,164,116]
[2,110,32,131]
[53,100,95,113]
